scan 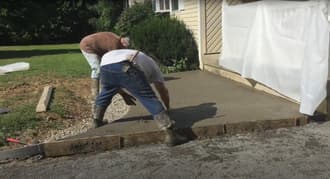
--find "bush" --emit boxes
[114,2,154,36]
[0,0,124,45]
[88,0,124,32]
[0,1,94,45]
[130,16,199,72]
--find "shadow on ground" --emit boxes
[115,102,218,127]
[164,76,181,81]
[113,103,218,140]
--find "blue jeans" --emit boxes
[95,61,165,116]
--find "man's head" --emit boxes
[120,37,130,48]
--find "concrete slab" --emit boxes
[0,71,309,159]
[70,70,304,139]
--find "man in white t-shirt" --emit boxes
[94,49,188,146]
[79,32,130,117]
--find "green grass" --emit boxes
[0,43,89,87]
[0,104,40,146]
[0,44,89,146]
[0,104,40,132]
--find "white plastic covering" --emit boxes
[220,0,330,115]
[0,62,30,75]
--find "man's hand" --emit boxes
[118,89,136,105]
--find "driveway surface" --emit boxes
[1,121,330,179]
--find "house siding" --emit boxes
[172,0,200,49]
[201,0,244,66]
[201,0,302,108]
[205,0,222,54]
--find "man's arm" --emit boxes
[154,81,170,110]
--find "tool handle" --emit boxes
[6,138,26,145]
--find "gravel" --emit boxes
[2,121,330,178]
[43,94,129,142]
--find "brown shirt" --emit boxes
[80,32,123,57]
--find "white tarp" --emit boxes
[0,62,30,75]
[220,0,330,115]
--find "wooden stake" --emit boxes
[36,85,53,112]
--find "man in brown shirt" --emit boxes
[80,32,130,118]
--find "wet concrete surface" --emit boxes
[2,121,330,179]
[0,70,314,178]
[72,70,303,139]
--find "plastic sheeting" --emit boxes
[0,62,30,75]
[220,0,330,115]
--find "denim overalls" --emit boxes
[95,61,165,116]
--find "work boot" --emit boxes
[92,106,108,128]
[154,110,188,146]
[164,125,188,147]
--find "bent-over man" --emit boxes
[94,49,188,146]
[80,32,130,114]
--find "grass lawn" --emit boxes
[0,44,91,147]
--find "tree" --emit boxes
[88,0,124,32]
[0,0,123,45]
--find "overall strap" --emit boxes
[128,50,139,64]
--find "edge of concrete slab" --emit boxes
[0,116,308,160]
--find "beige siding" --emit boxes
[205,0,222,54]
[202,0,245,66]
[201,0,297,106]
[203,0,242,55]
[172,0,200,49]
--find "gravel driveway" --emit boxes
[1,121,330,179]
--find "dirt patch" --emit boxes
[0,77,129,150]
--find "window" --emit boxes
[154,0,184,13]
[171,0,179,10]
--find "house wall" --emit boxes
[199,0,292,93]
[169,0,243,69]
[199,0,301,105]
[148,0,328,113]
[171,0,202,68]
[201,0,243,67]
[172,0,200,50]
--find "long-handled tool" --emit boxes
[6,138,27,145]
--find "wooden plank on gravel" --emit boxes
[0,145,43,161]
[42,135,121,157]
[36,85,53,112]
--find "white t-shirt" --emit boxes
[101,49,164,83]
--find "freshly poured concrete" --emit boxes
[0,71,310,159]
[72,70,304,139]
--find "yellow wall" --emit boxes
[172,0,200,49]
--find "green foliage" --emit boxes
[0,0,95,45]
[0,44,89,146]
[114,2,154,36]
[0,0,125,45]
[130,16,199,71]
[0,44,89,87]
[88,0,124,32]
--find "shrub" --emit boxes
[130,16,199,71]
[114,2,154,36]
[88,0,124,32]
